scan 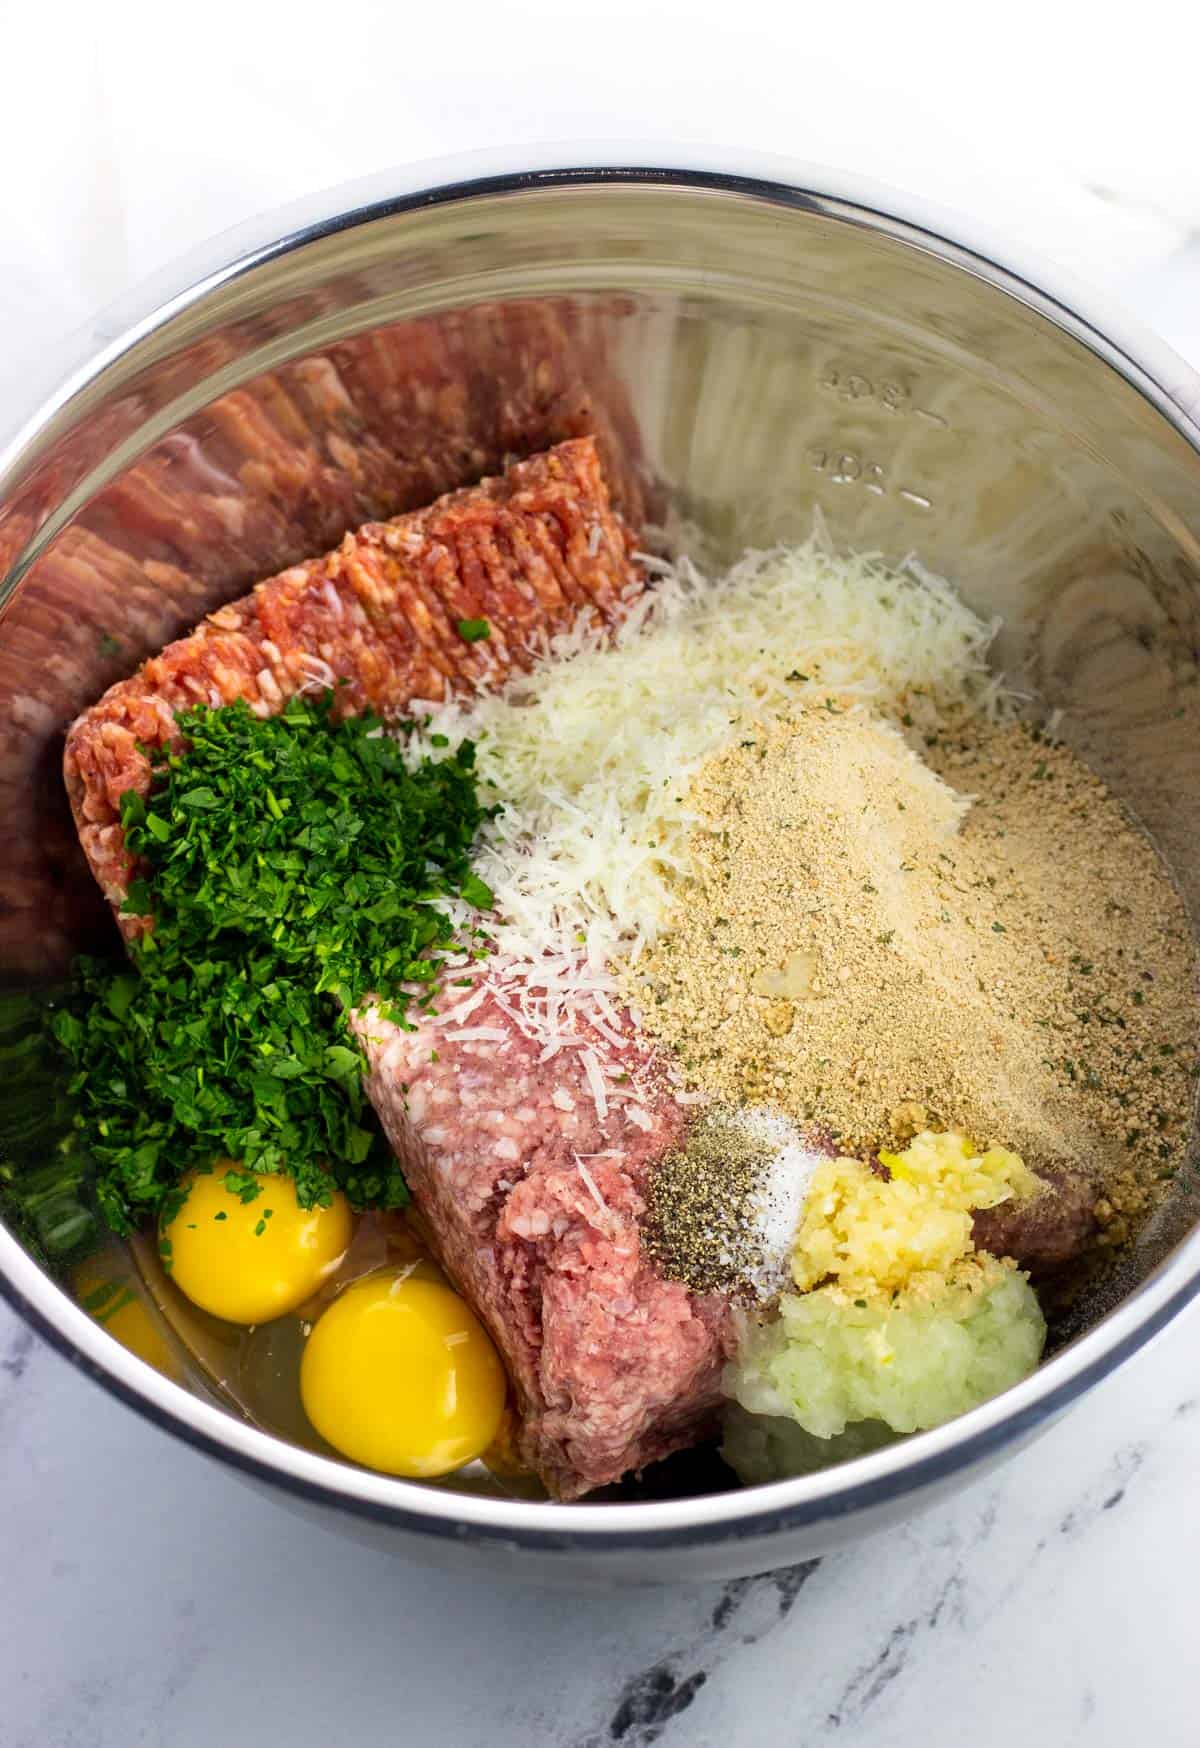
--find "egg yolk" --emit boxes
[163,1166,352,1325]
[300,1271,506,1477]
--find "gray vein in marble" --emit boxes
[602,1664,708,1746]
[1048,1440,1148,1543]
[572,1562,821,1748]
[1,1321,34,1382]
[0,1319,38,1434]
[824,1567,971,1732]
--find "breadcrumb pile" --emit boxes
[628,710,1197,1229]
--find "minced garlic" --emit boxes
[791,1131,1039,1300]
[877,1129,1040,1211]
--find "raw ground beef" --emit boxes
[972,1165,1099,1276]
[354,987,732,1500]
[63,437,642,924]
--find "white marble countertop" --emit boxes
[3,4,1200,1742]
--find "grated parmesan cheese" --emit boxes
[572,1151,611,1216]
[580,1050,609,1121]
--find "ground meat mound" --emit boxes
[972,1167,1099,1276]
[354,987,732,1500]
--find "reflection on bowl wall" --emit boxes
[1,155,1199,1585]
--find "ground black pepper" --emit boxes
[642,1108,775,1295]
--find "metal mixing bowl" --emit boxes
[2,150,1199,1585]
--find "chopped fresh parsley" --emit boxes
[49,696,498,1233]
[456,618,491,643]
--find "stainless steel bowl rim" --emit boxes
[3,144,1199,1549]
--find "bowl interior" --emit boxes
[2,170,1200,1510]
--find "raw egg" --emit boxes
[163,1165,351,1325]
[300,1270,506,1477]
